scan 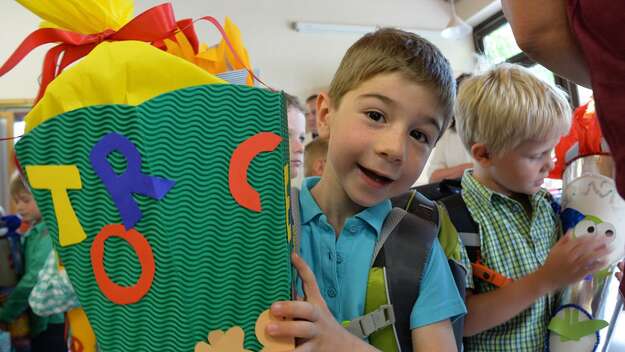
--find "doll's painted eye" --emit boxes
[574,219,595,237]
[597,222,616,241]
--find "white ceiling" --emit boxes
[0,0,499,101]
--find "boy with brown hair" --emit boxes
[265,28,465,351]
[303,137,328,177]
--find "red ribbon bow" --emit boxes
[0,3,196,102]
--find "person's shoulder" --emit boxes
[25,223,51,244]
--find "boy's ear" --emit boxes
[471,143,493,167]
[313,158,326,176]
[315,92,332,140]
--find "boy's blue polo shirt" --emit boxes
[297,177,466,330]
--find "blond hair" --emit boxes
[455,63,571,155]
[9,173,30,199]
[328,28,455,126]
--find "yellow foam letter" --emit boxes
[26,165,86,246]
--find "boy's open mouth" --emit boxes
[358,164,393,185]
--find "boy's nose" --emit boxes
[543,154,555,172]
[294,140,304,154]
[376,130,405,163]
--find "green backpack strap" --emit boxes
[290,187,302,299]
[290,187,301,255]
[344,208,407,350]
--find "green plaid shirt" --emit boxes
[459,170,559,352]
[0,223,64,336]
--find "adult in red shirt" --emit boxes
[502,0,625,198]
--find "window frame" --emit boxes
[473,11,581,107]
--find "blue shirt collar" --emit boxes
[299,177,391,238]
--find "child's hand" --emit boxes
[537,230,611,293]
[266,253,376,352]
[617,261,624,281]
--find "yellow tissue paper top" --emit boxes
[164,17,253,85]
[25,41,226,132]
[16,0,134,33]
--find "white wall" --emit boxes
[0,0,477,103]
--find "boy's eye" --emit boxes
[366,111,384,122]
[410,130,429,144]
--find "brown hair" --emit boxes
[306,94,318,103]
[304,137,328,176]
[284,92,304,113]
[328,28,455,125]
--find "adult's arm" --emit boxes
[502,0,591,88]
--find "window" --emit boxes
[474,12,592,108]
[481,23,522,64]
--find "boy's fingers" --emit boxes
[577,240,611,263]
[266,320,318,340]
[567,236,610,261]
[292,253,323,302]
[294,343,315,352]
[270,301,319,322]
[562,230,573,241]
[585,258,609,273]
[568,235,599,251]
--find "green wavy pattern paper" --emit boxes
[15,84,292,351]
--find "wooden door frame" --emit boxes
[0,99,33,213]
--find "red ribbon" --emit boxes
[0,3,179,103]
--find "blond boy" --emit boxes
[1,175,66,351]
[455,64,611,351]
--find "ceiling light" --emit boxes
[441,0,472,39]
[292,21,438,36]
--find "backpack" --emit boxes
[417,178,563,288]
[291,188,467,352]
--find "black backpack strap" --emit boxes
[439,193,515,288]
[396,190,466,351]
[438,193,480,263]
[377,194,439,352]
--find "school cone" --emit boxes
[547,155,625,352]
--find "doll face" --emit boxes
[574,218,616,243]
[563,175,625,265]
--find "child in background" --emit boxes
[303,137,328,177]
[455,64,611,351]
[0,175,66,352]
[285,93,306,184]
